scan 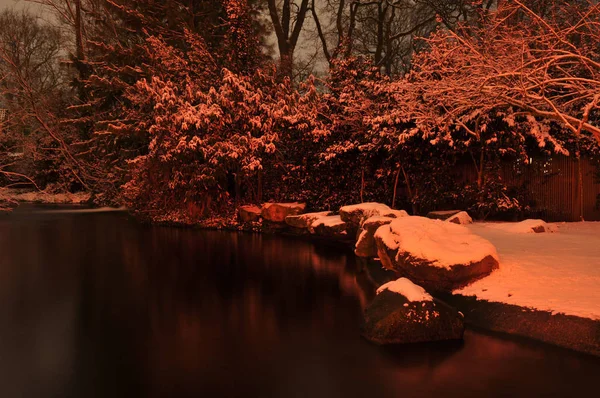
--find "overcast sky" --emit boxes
[0,0,38,10]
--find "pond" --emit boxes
[0,206,598,397]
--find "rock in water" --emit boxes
[446,211,473,225]
[238,205,262,222]
[355,216,395,258]
[362,278,464,345]
[374,216,499,293]
[309,215,348,238]
[285,211,333,229]
[339,202,409,232]
[261,202,306,223]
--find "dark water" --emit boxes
[0,206,599,398]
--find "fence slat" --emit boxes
[456,156,599,221]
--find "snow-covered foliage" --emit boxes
[6,0,600,222]
[407,1,600,151]
[123,41,301,216]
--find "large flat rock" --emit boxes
[261,202,306,223]
[310,215,348,238]
[285,211,333,229]
[238,205,262,222]
[340,202,408,233]
[374,216,499,293]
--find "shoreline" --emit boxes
[4,199,600,357]
[143,214,600,358]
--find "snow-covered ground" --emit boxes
[0,188,91,204]
[456,222,600,320]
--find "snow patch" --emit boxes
[457,222,600,320]
[363,215,395,224]
[263,202,305,209]
[311,215,345,228]
[33,207,127,214]
[377,278,433,302]
[384,209,410,219]
[485,219,557,234]
[340,202,392,215]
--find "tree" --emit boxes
[267,0,310,79]
[29,0,95,101]
[410,0,600,144]
[0,9,85,190]
[120,30,319,220]
[310,0,496,76]
[399,0,600,218]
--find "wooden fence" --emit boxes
[458,156,600,222]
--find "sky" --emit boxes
[0,0,328,75]
[0,0,38,10]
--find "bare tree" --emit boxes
[412,0,600,142]
[267,0,311,79]
[29,0,103,101]
[310,0,496,76]
[0,9,87,190]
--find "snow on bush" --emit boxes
[376,278,433,302]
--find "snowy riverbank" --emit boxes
[0,188,91,205]
[456,222,600,320]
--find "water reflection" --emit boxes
[0,208,598,397]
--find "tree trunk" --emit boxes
[400,165,417,215]
[74,0,87,102]
[279,50,293,80]
[576,151,585,221]
[392,167,401,209]
[360,167,365,202]
[257,170,263,204]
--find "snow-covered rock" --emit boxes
[374,216,499,292]
[355,216,395,258]
[385,209,411,220]
[238,205,262,222]
[261,202,306,223]
[339,202,408,230]
[377,278,433,302]
[486,219,557,234]
[426,210,462,221]
[310,215,348,238]
[362,279,464,345]
[446,211,473,225]
[285,211,333,229]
